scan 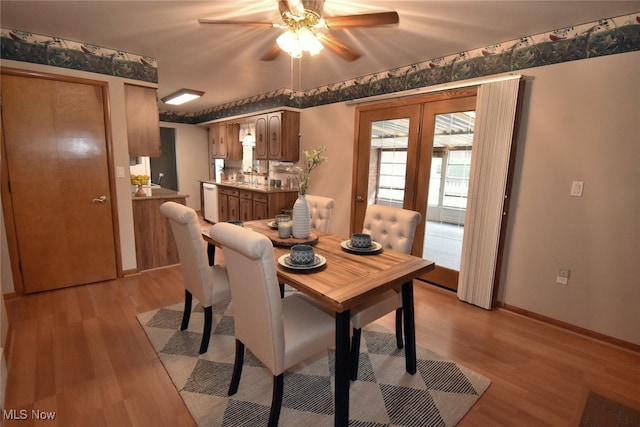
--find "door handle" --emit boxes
[92,196,107,203]
[356,196,365,202]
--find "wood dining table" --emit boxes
[202,220,435,427]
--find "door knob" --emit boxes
[356,196,365,202]
[92,196,107,203]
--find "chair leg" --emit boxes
[268,374,284,427]
[395,308,404,349]
[350,328,362,381]
[199,306,213,354]
[279,282,285,298]
[228,340,245,396]
[181,290,192,331]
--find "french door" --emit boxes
[351,89,477,290]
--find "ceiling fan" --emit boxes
[198,0,399,62]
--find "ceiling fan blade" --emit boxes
[324,12,399,29]
[317,33,361,62]
[260,44,281,61]
[198,18,276,28]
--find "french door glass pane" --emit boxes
[370,119,409,208]
[424,111,475,270]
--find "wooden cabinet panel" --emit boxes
[267,112,282,159]
[125,84,160,157]
[254,111,299,161]
[218,187,239,221]
[254,114,268,159]
[133,197,185,270]
[239,190,253,221]
[209,122,241,160]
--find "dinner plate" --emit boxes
[278,254,326,270]
[340,240,383,254]
[267,221,278,229]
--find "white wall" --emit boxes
[159,122,209,211]
[499,51,640,345]
[300,51,640,345]
[298,103,355,236]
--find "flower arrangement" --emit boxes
[130,174,150,186]
[288,146,328,195]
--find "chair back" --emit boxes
[160,201,223,306]
[210,222,285,373]
[362,204,422,254]
[305,194,336,233]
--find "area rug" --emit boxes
[580,392,640,427]
[137,299,490,426]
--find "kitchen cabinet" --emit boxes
[209,121,241,160]
[125,83,161,157]
[254,111,299,161]
[218,186,239,222]
[252,193,269,220]
[239,190,253,221]
[216,183,298,222]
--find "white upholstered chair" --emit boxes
[305,194,336,233]
[160,201,231,354]
[210,222,335,427]
[350,204,422,380]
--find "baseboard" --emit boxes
[500,303,639,353]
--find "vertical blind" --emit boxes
[457,76,522,309]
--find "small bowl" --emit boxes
[289,244,315,265]
[351,233,372,248]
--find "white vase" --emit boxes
[292,194,311,239]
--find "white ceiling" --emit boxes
[2,1,638,114]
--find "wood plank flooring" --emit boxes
[4,266,639,426]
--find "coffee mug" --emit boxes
[289,245,315,265]
[351,233,372,248]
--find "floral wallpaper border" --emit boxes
[2,13,639,125]
[0,28,158,84]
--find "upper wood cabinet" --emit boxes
[209,121,241,160]
[255,111,299,162]
[125,83,161,157]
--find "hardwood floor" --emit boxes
[4,267,639,426]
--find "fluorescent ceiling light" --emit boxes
[161,88,205,105]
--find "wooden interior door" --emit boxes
[1,71,118,293]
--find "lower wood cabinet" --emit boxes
[132,196,186,270]
[216,185,297,222]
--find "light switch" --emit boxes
[570,181,584,197]
[116,166,125,178]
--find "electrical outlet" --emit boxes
[556,268,570,285]
[570,181,584,197]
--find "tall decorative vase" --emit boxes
[292,194,311,239]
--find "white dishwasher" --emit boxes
[202,183,219,223]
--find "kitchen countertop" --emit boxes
[200,180,299,194]
[132,187,189,200]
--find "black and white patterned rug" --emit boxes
[137,299,490,426]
